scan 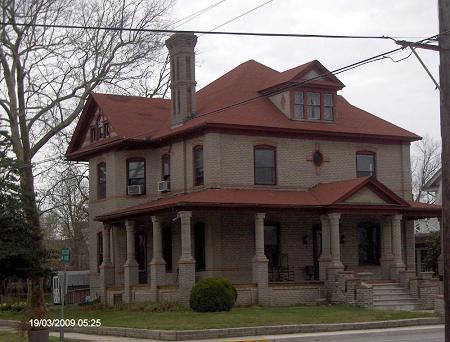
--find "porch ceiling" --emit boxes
[95,177,441,222]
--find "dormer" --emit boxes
[259,60,345,122]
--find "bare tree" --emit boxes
[0,0,173,315]
[411,135,441,203]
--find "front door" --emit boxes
[135,231,147,284]
[358,222,381,266]
[312,225,322,280]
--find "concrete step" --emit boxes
[373,293,414,300]
[374,298,419,304]
[373,303,419,311]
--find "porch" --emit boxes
[94,179,441,307]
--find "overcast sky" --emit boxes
[169,0,441,142]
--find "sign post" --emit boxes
[59,247,70,341]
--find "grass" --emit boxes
[0,303,437,330]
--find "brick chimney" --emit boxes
[165,33,197,126]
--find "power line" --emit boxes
[201,0,274,35]
[0,21,419,40]
[172,0,228,28]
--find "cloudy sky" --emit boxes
[169,0,441,141]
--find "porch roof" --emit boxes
[95,177,441,222]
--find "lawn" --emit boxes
[0,304,437,330]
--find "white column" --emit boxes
[319,215,332,281]
[178,211,195,306]
[124,220,138,303]
[150,216,166,301]
[380,218,394,279]
[390,214,405,280]
[100,224,114,304]
[328,212,343,269]
[252,212,269,305]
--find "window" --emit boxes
[185,56,191,79]
[97,232,103,272]
[97,162,106,199]
[306,92,321,120]
[127,158,145,194]
[162,154,171,182]
[193,146,204,186]
[162,226,173,272]
[356,152,376,177]
[358,222,381,265]
[186,87,192,113]
[194,222,206,271]
[90,115,109,142]
[323,94,334,121]
[294,91,304,119]
[254,146,276,185]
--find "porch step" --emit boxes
[371,283,419,311]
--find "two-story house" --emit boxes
[66,33,441,308]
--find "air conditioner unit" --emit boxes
[158,180,171,193]
[127,185,144,195]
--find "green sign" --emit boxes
[60,248,70,263]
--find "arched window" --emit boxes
[97,162,106,199]
[254,145,277,185]
[356,151,376,178]
[193,145,204,186]
[161,154,170,182]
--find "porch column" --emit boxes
[124,220,139,303]
[150,216,166,302]
[328,213,344,281]
[252,212,269,305]
[390,214,405,280]
[438,217,444,277]
[380,217,394,279]
[99,224,114,304]
[319,215,332,281]
[178,211,195,306]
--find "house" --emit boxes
[415,169,442,275]
[66,33,441,309]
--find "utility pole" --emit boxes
[440,1,450,341]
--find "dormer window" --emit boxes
[90,114,110,142]
[292,90,335,122]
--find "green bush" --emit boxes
[190,278,237,312]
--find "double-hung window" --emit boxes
[356,152,376,177]
[254,146,276,185]
[306,92,321,120]
[127,159,145,194]
[193,146,204,186]
[323,93,334,121]
[294,91,304,119]
[97,162,106,199]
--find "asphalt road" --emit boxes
[265,325,444,342]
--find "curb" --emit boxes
[0,317,442,340]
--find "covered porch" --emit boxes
[95,178,441,306]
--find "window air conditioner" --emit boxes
[127,185,144,195]
[158,181,171,193]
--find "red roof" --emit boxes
[95,177,440,222]
[67,59,420,160]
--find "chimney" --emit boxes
[165,33,197,126]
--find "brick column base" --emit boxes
[252,257,269,306]
[123,260,139,303]
[390,262,406,281]
[178,259,196,307]
[99,263,114,304]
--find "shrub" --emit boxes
[190,278,237,312]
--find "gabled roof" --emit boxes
[67,59,421,160]
[95,177,439,222]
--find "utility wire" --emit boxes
[0,20,416,40]
[200,0,274,35]
[172,0,228,27]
